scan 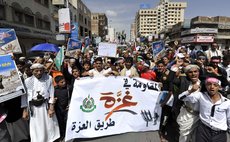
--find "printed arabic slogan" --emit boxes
[0,54,25,102]
[66,76,162,141]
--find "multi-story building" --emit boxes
[0,0,91,55]
[130,22,136,42]
[135,0,187,37]
[69,0,91,39]
[190,16,230,49]
[166,16,230,49]
[91,13,108,40]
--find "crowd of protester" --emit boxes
[0,42,230,142]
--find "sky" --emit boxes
[82,0,230,39]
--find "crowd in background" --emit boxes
[0,41,230,142]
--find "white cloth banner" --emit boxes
[98,42,117,57]
[66,76,162,141]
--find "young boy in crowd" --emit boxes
[81,61,91,77]
[54,75,71,141]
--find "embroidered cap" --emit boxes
[184,64,200,73]
[30,63,44,69]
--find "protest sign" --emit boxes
[0,29,22,55]
[0,54,25,103]
[65,38,82,57]
[66,76,161,141]
[152,41,164,56]
[152,41,165,60]
[58,8,71,33]
[70,23,79,40]
[67,38,82,51]
[98,42,117,57]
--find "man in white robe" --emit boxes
[177,65,200,142]
[23,63,60,142]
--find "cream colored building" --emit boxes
[130,22,136,42]
[0,0,91,55]
[135,0,187,37]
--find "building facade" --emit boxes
[0,0,91,55]
[190,16,230,49]
[166,16,230,49]
[135,0,187,37]
[130,22,136,42]
[91,13,108,40]
[69,0,91,39]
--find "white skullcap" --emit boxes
[89,50,93,53]
[176,53,185,58]
[30,63,44,69]
[170,65,179,72]
[184,65,200,73]
[70,58,76,62]
[19,57,26,60]
[44,54,50,58]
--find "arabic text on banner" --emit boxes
[66,76,162,141]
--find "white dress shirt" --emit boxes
[88,68,111,77]
[179,91,230,131]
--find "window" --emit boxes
[36,18,43,28]
[80,26,84,36]
[70,11,73,20]
[85,18,87,25]
[55,21,59,32]
[43,0,49,7]
[35,0,41,4]
[14,10,23,23]
[74,15,77,22]
[25,14,34,26]
[0,5,5,20]
[43,21,50,30]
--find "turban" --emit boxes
[30,63,44,69]
[205,77,221,86]
[19,57,26,61]
[69,58,76,62]
[184,65,200,73]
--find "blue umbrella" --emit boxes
[30,43,60,52]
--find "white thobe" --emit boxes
[177,81,200,142]
[25,74,60,142]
